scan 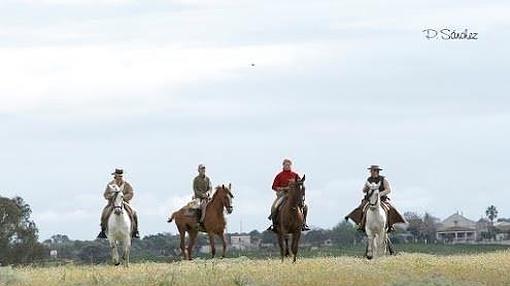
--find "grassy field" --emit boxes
[229,243,510,259]
[1,250,510,286]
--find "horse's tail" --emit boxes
[167,211,177,223]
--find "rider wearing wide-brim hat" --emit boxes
[97,168,140,239]
[345,165,406,232]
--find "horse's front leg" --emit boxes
[208,233,216,258]
[122,238,131,267]
[291,232,301,263]
[277,233,285,262]
[284,236,290,257]
[221,233,227,258]
[376,231,387,257]
[366,231,374,260]
[109,239,120,266]
[387,235,395,255]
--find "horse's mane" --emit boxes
[211,186,222,199]
[211,185,231,199]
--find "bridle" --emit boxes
[112,191,124,214]
[220,186,234,214]
[225,192,234,214]
[288,181,305,211]
[367,188,380,208]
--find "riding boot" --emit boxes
[301,205,310,231]
[132,212,140,239]
[98,205,111,239]
[267,214,278,233]
[97,224,107,239]
[387,237,395,255]
[358,212,367,233]
[195,209,204,230]
[200,206,207,224]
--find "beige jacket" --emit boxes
[103,180,134,202]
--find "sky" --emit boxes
[0,0,509,240]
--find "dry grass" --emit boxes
[2,250,510,286]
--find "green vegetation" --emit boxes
[0,196,46,265]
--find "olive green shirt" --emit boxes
[193,175,211,199]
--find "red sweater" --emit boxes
[272,170,300,192]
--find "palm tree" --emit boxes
[486,205,498,240]
[486,205,498,225]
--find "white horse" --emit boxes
[365,181,388,259]
[106,184,132,267]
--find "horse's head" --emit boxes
[287,174,306,203]
[366,182,380,208]
[109,184,124,215]
[216,183,234,214]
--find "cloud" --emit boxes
[0,43,311,115]
[1,0,510,240]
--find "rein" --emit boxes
[367,189,379,208]
[111,191,124,213]
[210,187,234,213]
[286,183,304,211]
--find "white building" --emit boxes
[230,235,252,250]
[436,213,477,243]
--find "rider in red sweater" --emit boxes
[267,159,310,232]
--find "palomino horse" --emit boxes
[106,184,132,266]
[276,175,305,262]
[168,184,234,260]
[365,181,388,259]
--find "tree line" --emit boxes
[0,195,505,265]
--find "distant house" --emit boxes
[495,221,510,232]
[230,235,253,250]
[495,221,510,240]
[259,242,275,249]
[436,213,477,243]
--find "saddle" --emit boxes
[183,199,210,220]
[362,200,390,214]
[276,196,288,213]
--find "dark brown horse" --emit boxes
[168,184,234,260]
[276,175,305,262]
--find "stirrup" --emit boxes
[196,222,206,232]
[97,230,107,239]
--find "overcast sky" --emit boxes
[1,0,509,240]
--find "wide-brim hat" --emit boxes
[368,165,383,171]
[111,168,124,176]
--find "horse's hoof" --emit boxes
[114,262,121,266]
[366,255,373,260]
